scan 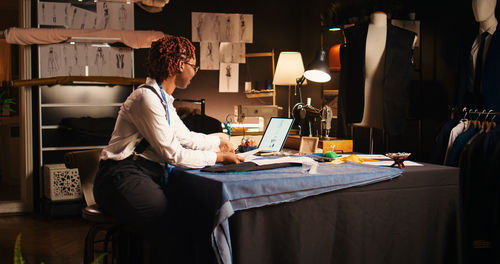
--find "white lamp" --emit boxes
[273,52,306,118]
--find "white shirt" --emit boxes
[443,120,468,165]
[100,77,220,168]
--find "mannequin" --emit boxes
[354,11,387,130]
[471,0,499,109]
[339,10,416,146]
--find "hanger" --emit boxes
[464,109,474,131]
[486,110,496,133]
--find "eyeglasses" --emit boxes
[184,62,200,73]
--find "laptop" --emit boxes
[257,117,294,153]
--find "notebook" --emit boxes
[257,117,294,152]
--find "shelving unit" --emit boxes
[243,50,276,105]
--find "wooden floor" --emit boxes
[0,213,90,264]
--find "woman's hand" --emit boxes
[219,138,235,153]
[216,152,244,164]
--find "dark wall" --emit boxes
[134,0,491,160]
[134,0,333,123]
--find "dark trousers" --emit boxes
[93,156,170,263]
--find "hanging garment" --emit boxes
[446,125,478,167]
[430,119,458,165]
[339,22,416,135]
[456,30,500,111]
[443,120,469,165]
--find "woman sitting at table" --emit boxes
[93,35,243,261]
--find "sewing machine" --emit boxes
[234,105,282,131]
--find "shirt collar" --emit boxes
[145,77,175,104]
[480,22,497,36]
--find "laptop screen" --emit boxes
[257,117,294,152]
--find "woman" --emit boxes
[93,35,243,260]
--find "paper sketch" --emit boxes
[96,2,133,30]
[110,47,133,77]
[69,6,97,29]
[219,42,245,63]
[218,13,240,42]
[38,2,70,26]
[219,63,239,93]
[200,42,220,70]
[39,44,64,78]
[192,12,220,42]
[239,14,253,43]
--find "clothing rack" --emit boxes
[450,107,499,120]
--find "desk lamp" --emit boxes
[294,50,331,137]
[273,52,306,118]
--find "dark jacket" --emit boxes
[339,22,416,136]
[456,29,500,111]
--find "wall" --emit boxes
[134,0,331,123]
[133,0,493,160]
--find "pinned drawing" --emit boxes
[38,2,70,26]
[96,2,133,30]
[219,63,239,93]
[239,14,253,43]
[219,13,239,42]
[192,12,220,42]
[220,42,245,63]
[70,6,96,29]
[39,44,64,77]
[200,42,220,70]
[192,12,253,43]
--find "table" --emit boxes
[165,162,461,264]
[230,163,461,264]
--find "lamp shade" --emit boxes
[273,52,306,85]
[304,50,331,83]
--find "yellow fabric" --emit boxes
[328,154,381,165]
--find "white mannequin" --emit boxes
[471,0,497,71]
[473,0,497,32]
[354,11,387,129]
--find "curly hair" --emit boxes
[146,35,196,82]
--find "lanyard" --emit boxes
[156,81,170,125]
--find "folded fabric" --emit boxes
[329,154,382,165]
[201,162,301,172]
[4,27,165,49]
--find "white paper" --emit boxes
[200,42,220,70]
[239,14,253,43]
[220,42,245,63]
[69,6,97,29]
[219,63,239,93]
[362,160,423,166]
[96,2,134,30]
[38,2,71,27]
[192,12,220,42]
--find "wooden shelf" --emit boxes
[323,90,339,96]
[245,91,274,98]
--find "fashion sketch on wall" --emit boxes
[219,42,245,64]
[96,2,134,30]
[192,12,253,43]
[200,42,220,70]
[69,6,97,29]
[192,12,221,42]
[37,1,133,30]
[39,43,133,78]
[37,2,70,27]
[219,63,239,93]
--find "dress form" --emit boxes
[354,11,387,130]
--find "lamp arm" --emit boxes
[296,75,306,103]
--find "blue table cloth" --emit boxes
[167,161,402,264]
